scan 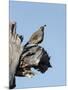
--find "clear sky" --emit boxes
[9,1,66,89]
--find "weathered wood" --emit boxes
[9,22,51,89]
[9,22,23,89]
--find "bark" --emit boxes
[9,22,23,89]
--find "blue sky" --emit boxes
[9,1,66,89]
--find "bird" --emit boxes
[24,25,46,47]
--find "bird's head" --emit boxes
[40,24,46,31]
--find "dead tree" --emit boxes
[9,22,51,89]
